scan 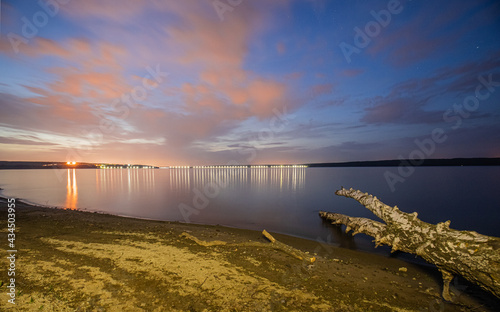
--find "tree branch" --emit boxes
[320,187,500,301]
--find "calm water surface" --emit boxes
[1,167,499,254]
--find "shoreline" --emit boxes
[1,157,500,170]
[0,192,433,264]
[1,198,499,311]
[0,191,389,257]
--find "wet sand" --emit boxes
[0,198,498,311]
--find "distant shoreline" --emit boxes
[305,157,500,168]
[0,161,158,170]
[0,157,499,170]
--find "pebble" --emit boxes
[399,267,407,272]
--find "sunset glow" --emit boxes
[1,1,499,166]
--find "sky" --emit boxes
[0,0,499,166]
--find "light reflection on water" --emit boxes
[1,167,499,255]
[97,167,156,194]
[65,169,78,209]
[166,167,306,194]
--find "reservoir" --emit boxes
[1,166,499,254]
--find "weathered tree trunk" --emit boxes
[319,187,500,301]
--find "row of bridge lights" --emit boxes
[67,163,306,169]
[170,165,307,169]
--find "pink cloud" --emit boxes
[161,3,291,121]
[0,91,98,141]
[276,42,286,54]
[224,86,248,106]
[310,83,335,97]
[61,0,150,23]
[24,91,97,124]
[1,0,297,164]
[166,10,253,68]
[29,38,71,58]
[7,37,131,101]
[48,68,128,99]
[247,79,287,117]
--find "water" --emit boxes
[1,167,499,254]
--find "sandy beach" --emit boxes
[1,197,498,311]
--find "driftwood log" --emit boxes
[181,230,316,263]
[319,187,500,301]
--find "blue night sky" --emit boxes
[0,0,499,166]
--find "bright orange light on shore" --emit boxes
[67,161,77,165]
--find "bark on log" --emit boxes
[319,187,500,301]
